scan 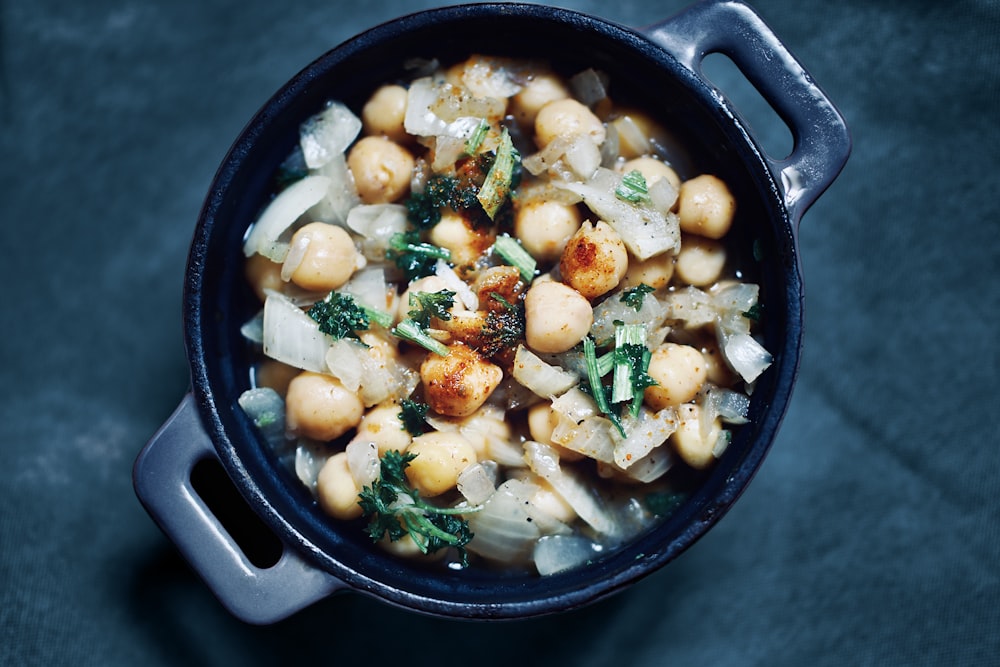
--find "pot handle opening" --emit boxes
[133,394,345,624]
[642,0,851,223]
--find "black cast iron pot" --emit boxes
[134,0,850,624]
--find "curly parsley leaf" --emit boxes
[358,450,477,566]
[307,292,369,340]
[398,399,430,437]
[408,289,456,329]
[620,283,655,311]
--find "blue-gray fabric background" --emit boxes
[2,0,997,664]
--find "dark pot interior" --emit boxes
[184,3,799,619]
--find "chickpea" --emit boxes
[350,402,412,456]
[510,72,571,127]
[677,174,736,239]
[420,343,503,417]
[245,253,284,302]
[644,343,708,410]
[534,98,606,148]
[405,430,478,497]
[285,371,364,441]
[523,280,593,354]
[671,403,723,470]
[347,135,415,203]
[254,359,299,396]
[316,452,363,520]
[284,222,362,292]
[429,209,495,268]
[621,156,681,191]
[622,253,674,290]
[361,84,409,143]
[559,220,629,300]
[674,234,727,287]
[514,199,582,264]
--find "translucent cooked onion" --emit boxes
[551,415,615,464]
[340,266,391,313]
[534,535,603,576]
[324,338,364,392]
[563,136,602,180]
[237,387,286,451]
[524,441,618,537]
[611,407,678,469]
[240,311,264,345]
[346,204,408,260]
[664,286,716,327]
[461,56,523,99]
[613,445,676,483]
[569,68,608,107]
[590,289,668,344]
[434,260,479,310]
[465,479,541,564]
[300,101,362,169]
[243,175,332,261]
[308,154,360,225]
[511,345,579,398]
[557,168,680,260]
[294,440,330,495]
[722,331,773,383]
[457,462,497,506]
[345,439,379,488]
[262,292,331,373]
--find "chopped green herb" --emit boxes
[742,303,762,322]
[477,128,519,220]
[620,283,655,311]
[307,292,369,340]
[615,169,650,204]
[583,336,627,438]
[398,399,430,436]
[611,323,657,418]
[358,450,478,566]
[408,290,456,328]
[493,234,537,282]
[386,232,451,282]
[465,119,490,156]
[405,175,460,229]
[478,292,526,357]
[392,318,450,357]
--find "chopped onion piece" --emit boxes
[549,386,598,424]
[294,440,330,495]
[466,479,541,564]
[512,345,579,398]
[345,439,379,488]
[434,260,479,310]
[340,266,390,313]
[461,56,523,99]
[324,338,364,392]
[300,101,362,169]
[611,407,678,469]
[569,68,609,107]
[564,136,602,180]
[591,289,668,344]
[240,311,264,345]
[534,535,603,576]
[611,115,651,157]
[664,286,716,327]
[457,463,497,506]
[308,154,360,225]
[524,441,619,537]
[616,445,676,483]
[722,332,773,383]
[648,177,679,213]
[280,231,310,281]
[243,175,332,261]
[237,387,286,451]
[551,415,616,464]
[557,168,679,260]
[262,292,331,372]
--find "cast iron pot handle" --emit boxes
[133,394,345,624]
[643,0,851,224]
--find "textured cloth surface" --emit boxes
[1,0,997,665]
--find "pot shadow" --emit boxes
[127,537,688,667]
